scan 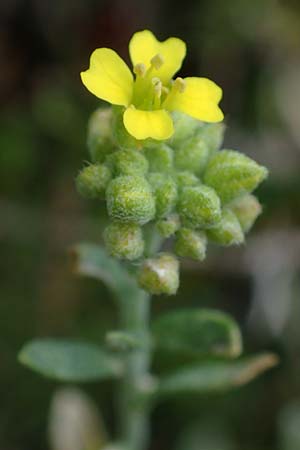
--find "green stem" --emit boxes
[118,230,161,450]
[118,288,151,450]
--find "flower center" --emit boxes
[131,54,168,110]
[131,55,186,112]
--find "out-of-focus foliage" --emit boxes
[1,0,300,449]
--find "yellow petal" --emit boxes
[123,107,174,140]
[129,30,186,84]
[80,48,133,106]
[163,77,224,122]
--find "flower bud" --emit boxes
[175,228,207,260]
[203,150,268,204]
[112,106,139,149]
[207,209,244,246]
[76,164,111,199]
[196,122,225,152]
[104,222,144,260]
[148,173,177,218]
[174,137,210,175]
[106,175,155,224]
[176,171,201,191]
[229,194,262,232]
[108,149,148,176]
[168,111,199,145]
[156,214,180,238]
[178,185,221,228]
[138,253,179,295]
[87,108,115,163]
[144,143,174,172]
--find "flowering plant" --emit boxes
[19,30,277,450]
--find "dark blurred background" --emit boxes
[1,0,300,449]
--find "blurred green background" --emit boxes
[1,0,300,449]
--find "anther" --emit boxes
[174,77,186,93]
[134,63,146,77]
[151,77,161,86]
[150,54,164,70]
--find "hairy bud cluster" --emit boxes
[77,107,268,295]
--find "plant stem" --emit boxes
[118,288,151,450]
[118,230,161,450]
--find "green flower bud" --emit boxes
[112,106,139,150]
[178,185,222,229]
[168,111,199,145]
[207,209,244,246]
[175,228,207,260]
[174,137,210,175]
[156,214,180,238]
[176,171,201,191]
[76,164,111,199]
[106,175,155,224]
[138,253,179,295]
[104,222,144,260]
[144,144,173,172]
[229,194,262,233]
[108,149,148,176]
[196,122,225,152]
[87,108,115,163]
[203,150,268,204]
[148,173,177,218]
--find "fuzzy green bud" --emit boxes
[144,144,173,172]
[148,173,177,218]
[203,150,268,204]
[138,253,179,295]
[106,175,155,224]
[174,137,210,175]
[196,122,225,152]
[168,111,199,145]
[87,108,115,163]
[76,164,111,199]
[156,214,180,238]
[229,194,262,233]
[175,228,207,260]
[178,185,222,229]
[108,149,148,176]
[176,171,201,191]
[112,106,139,150]
[104,222,144,260]
[207,209,244,246]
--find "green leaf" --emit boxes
[152,308,242,358]
[18,339,122,382]
[157,353,278,397]
[105,330,150,352]
[70,243,142,304]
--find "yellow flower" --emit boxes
[81,30,224,141]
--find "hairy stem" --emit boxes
[118,288,151,450]
[118,231,161,450]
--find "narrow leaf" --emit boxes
[70,243,142,304]
[157,353,278,397]
[18,339,122,382]
[152,308,242,358]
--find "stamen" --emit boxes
[134,63,146,77]
[150,53,164,70]
[174,77,186,93]
[151,77,161,86]
[154,81,162,98]
[162,86,170,95]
